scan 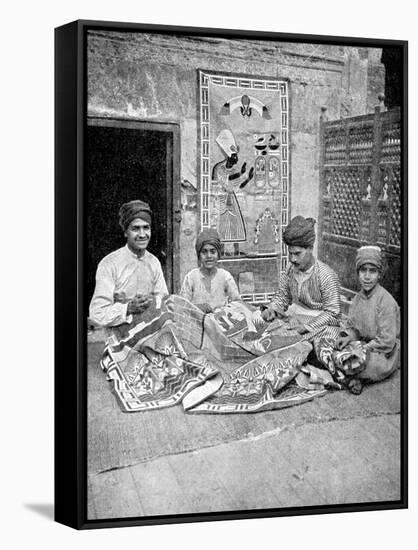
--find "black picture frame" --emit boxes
[55,19,408,530]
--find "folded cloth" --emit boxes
[332,341,368,377]
[296,364,342,390]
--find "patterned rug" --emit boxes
[100,296,328,414]
[187,336,321,413]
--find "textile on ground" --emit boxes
[100,296,329,414]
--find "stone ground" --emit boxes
[87,340,403,520]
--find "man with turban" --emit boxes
[89,200,168,328]
[262,216,341,357]
[180,228,240,313]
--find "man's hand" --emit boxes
[294,323,310,335]
[197,303,214,314]
[286,318,310,334]
[127,294,153,315]
[261,308,277,322]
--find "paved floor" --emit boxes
[87,341,402,520]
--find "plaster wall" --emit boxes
[87,31,384,284]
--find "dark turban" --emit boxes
[283,216,316,247]
[195,228,222,258]
[119,200,152,231]
[355,246,383,271]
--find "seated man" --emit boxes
[334,245,400,394]
[89,200,168,330]
[261,215,341,360]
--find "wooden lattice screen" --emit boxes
[318,107,401,303]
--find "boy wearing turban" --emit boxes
[335,246,400,393]
[89,200,168,328]
[262,216,342,357]
[180,228,240,313]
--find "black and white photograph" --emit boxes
[6,2,416,546]
[60,21,408,525]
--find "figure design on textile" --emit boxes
[220,94,272,120]
[99,295,326,414]
[254,208,280,253]
[254,133,281,188]
[212,129,254,256]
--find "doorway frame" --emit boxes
[86,117,181,292]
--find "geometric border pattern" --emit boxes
[198,70,289,274]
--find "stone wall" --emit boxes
[87,31,384,287]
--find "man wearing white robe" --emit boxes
[89,200,168,328]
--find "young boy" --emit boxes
[336,246,400,394]
[180,229,240,313]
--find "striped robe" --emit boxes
[269,259,341,345]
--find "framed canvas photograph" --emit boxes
[55,19,408,529]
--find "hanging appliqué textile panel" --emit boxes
[198,70,290,303]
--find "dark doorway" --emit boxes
[86,118,180,308]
